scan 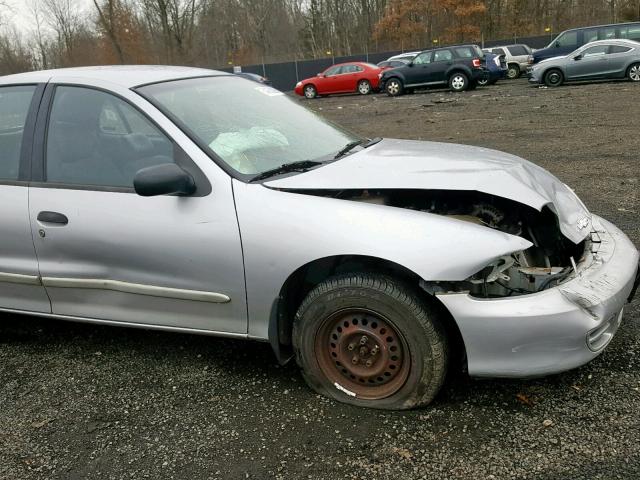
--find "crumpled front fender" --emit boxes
[234,182,532,339]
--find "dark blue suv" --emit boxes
[531,22,640,64]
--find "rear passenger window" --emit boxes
[507,45,528,56]
[599,27,616,39]
[583,28,599,43]
[620,25,640,41]
[433,50,453,62]
[454,47,474,58]
[0,85,35,180]
[46,86,175,188]
[609,45,632,54]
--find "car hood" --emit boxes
[266,139,591,244]
[535,55,567,66]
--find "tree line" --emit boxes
[0,0,639,75]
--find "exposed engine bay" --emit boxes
[288,188,587,298]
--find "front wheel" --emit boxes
[385,78,404,96]
[357,80,372,95]
[303,84,317,99]
[449,72,469,92]
[628,63,640,82]
[507,64,520,79]
[293,274,449,410]
[544,69,563,87]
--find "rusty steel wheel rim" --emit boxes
[315,308,410,400]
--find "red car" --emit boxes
[294,62,382,99]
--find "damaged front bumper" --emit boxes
[436,214,639,378]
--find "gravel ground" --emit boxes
[1,78,639,480]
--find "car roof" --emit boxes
[0,65,229,88]
[487,44,528,49]
[562,21,640,33]
[419,44,478,54]
[581,39,640,47]
[329,62,367,67]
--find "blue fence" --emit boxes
[224,35,551,92]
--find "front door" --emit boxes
[0,84,51,313]
[566,45,609,80]
[404,51,433,86]
[28,83,247,333]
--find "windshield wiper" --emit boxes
[249,160,323,182]
[334,137,383,159]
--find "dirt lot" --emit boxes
[1,78,639,480]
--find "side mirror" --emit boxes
[574,54,582,61]
[134,163,196,197]
[407,62,414,67]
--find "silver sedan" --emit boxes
[528,39,640,86]
[0,67,638,409]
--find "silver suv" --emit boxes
[0,66,637,410]
[484,44,533,78]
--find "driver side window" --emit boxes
[582,45,609,57]
[46,86,175,188]
[413,52,432,65]
[325,66,342,76]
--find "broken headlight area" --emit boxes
[292,188,587,298]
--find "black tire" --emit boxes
[507,64,520,79]
[357,79,372,95]
[477,76,489,86]
[544,69,563,87]
[628,62,640,82]
[467,80,478,90]
[303,84,317,99]
[449,72,469,92]
[293,273,448,410]
[385,78,404,96]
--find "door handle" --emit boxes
[37,211,69,225]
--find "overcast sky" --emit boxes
[2,0,93,35]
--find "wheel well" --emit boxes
[448,69,469,80]
[385,76,402,85]
[543,67,563,78]
[269,255,466,370]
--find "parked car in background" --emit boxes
[478,51,508,85]
[1,66,638,411]
[295,62,382,98]
[377,59,410,70]
[379,45,488,95]
[484,44,533,78]
[387,51,420,62]
[530,21,640,64]
[528,39,640,86]
[235,72,271,85]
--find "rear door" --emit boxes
[607,44,634,75]
[0,84,50,313]
[340,64,361,92]
[28,79,247,333]
[428,49,455,84]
